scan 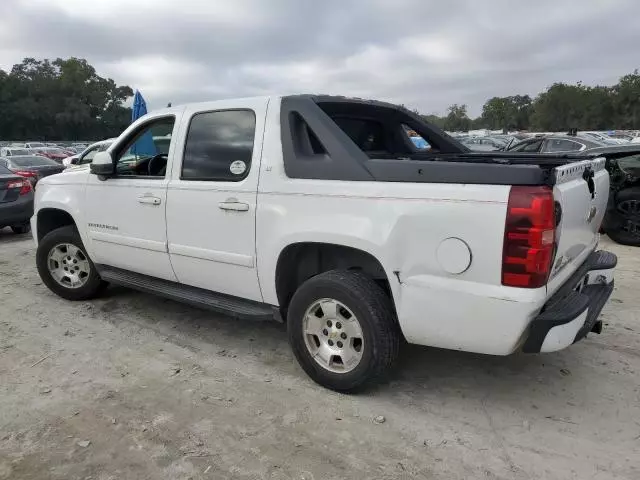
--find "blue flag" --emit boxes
[131,90,156,157]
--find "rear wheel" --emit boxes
[11,223,31,234]
[287,270,400,392]
[36,225,106,300]
[604,187,640,246]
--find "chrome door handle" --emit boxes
[137,194,161,205]
[218,201,249,212]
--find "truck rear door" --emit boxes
[165,98,269,302]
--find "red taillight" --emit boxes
[20,180,32,195]
[502,186,556,288]
[13,170,37,177]
[7,179,32,195]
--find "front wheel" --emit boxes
[36,225,107,301]
[287,270,400,392]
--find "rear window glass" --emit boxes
[332,117,388,152]
[11,156,59,167]
[402,124,430,149]
[0,165,11,174]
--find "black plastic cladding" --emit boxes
[280,95,551,186]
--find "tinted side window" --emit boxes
[402,124,430,150]
[544,139,582,153]
[81,146,100,164]
[332,117,388,153]
[511,140,542,152]
[114,117,175,177]
[182,110,256,181]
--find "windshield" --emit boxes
[11,156,59,167]
[10,149,29,156]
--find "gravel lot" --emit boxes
[0,231,638,480]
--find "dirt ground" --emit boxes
[0,231,638,480]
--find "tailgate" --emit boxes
[549,157,608,285]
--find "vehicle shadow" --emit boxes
[0,227,32,243]
[91,285,588,404]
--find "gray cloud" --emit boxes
[1,0,639,116]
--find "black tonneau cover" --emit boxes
[280,95,597,186]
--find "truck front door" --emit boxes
[165,99,268,302]
[84,114,181,281]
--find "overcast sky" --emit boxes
[1,0,639,116]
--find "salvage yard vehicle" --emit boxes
[508,136,640,246]
[587,144,640,246]
[0,164,33,234]
[0,155,64,186]
[31,95,616,391]
[63,139,115,168]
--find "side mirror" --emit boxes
[90,151,115,177]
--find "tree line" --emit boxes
[421,70,640,132]
[0,57,133,141]
[1,57,639,139]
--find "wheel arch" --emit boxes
[274,241,397,314]
[36,208,78,243]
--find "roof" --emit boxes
[148,94,410,116]
[149,95,277,116]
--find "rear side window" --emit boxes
[332,117,388,153]
[511,139,543,152]
[543,139,583,153]
[181,110,256,181]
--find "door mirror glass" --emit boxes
[90,151,115,177]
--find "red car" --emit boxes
[33,147,69,163]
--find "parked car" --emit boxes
[508,136,640,246]
[507,135,604,153]
[582,144,640,246]
[32,94,615,391]
[0,163,34,234]
[0,155,65,186]
[63,139,115,168]
[579,132,619,145]
[0,147,31,157]
[31,147,69,163]
[24,142,46,149]
[461,136,507,151]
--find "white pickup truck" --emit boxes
[32,95,616,391]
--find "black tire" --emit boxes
[11,223,31,234]
[287,270,400,392]
[36,225,107,301]
[604,187,640,246]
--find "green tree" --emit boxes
[481,95,532,131]
[421,113,446,129]
[0,57,133,140]
[612,70,640,129]
[444,104,471,132]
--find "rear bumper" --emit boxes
[0,194,34,227]
[523,250,616,353]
